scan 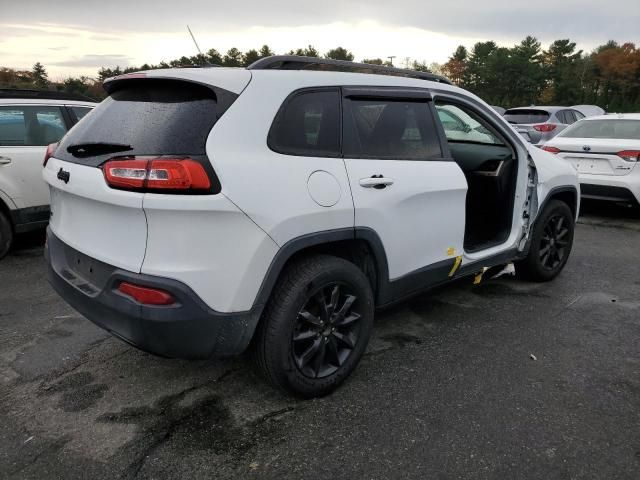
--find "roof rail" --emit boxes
[247,56,453,85]
[0,88,96,102]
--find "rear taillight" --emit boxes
[542,146,561,154]
[533,124,557,133]
[43,143,57,166]
[102,157,211,192]
[118,282,175,305]
[617,150,640,162]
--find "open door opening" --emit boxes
[434,102,519,252]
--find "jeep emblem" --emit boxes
[57,168,70,184]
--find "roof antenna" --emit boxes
[187,25,203,55]
[187,25,214,67]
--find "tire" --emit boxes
[0,210,13,260]
[252,254,375,398]
[515,200,574,282]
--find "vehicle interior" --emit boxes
[435,102,518,252]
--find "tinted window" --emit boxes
[0,106,67,146]
[69,106,92,122]
[435,104,505,145]
[504,109,550,124]
[344,99,440,159]
[559,110,576,124]
[574,110,585,120]
[56,79,222,165]
[556,111,568,124]
[559,119,640,140]
[269,90,340,156]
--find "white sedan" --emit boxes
[542,114,640,206]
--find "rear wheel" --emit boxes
[252,255,374,398]
[515,200,574,281]
[0,210,13,259]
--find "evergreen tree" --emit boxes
[32,62,49,89]
[325,47,354,61]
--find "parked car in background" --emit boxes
[492,106,506,115]
[44,57,579,397]
[542,114,640,207]
[504,106,585,145]
[0,89,96,258]
[571,105,605,118]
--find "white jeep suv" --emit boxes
[0,89,95,257]
[44,57,579,397]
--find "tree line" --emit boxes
[441,37,640,112]
[1,37,638,111]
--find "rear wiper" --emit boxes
[67,142,133,158]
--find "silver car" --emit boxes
[504,106,585,145]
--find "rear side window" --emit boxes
[0,106,67,146]
[56,79,226,165]
[504,109,550,124]
[268,89,341,157]
[558,110,576,124]
[69,106,92,122]
[344,99,441,160]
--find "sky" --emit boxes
[1,0,638,80]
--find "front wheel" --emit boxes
[252,255,375,398]
[515,200,575,281]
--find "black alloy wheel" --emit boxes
[539,213,570,270]
[515,199,574,281]
[252,254,374,398]
[292,283,362,379]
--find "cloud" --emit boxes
[50,54,133,67]
[2,0,638,47]
[1,0,637,79]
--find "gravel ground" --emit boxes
[1,200,639,479]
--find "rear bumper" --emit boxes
[578,170,640,205]
[45,228,261,358]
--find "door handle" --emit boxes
[359,176,394,189]
[0,156,11,165]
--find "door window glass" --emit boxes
[0,106,68,146]
[435,104,505,146]
[344,99,441,159]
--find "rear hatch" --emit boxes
[504,109,551,144]
[45,70,250,273]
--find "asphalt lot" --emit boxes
[1,200,639,479]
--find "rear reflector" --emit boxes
[43,142,57,166]
[617,150,640,162]
[103,157,211,192]
[542,146,561,154]
[118,282,176,305]
[533,124,557,133]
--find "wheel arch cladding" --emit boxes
[252,228,389,311]
[545,187,579,220]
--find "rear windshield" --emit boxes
[56,79,221,165]
[560,119,640,140]
[503,109,550,124]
